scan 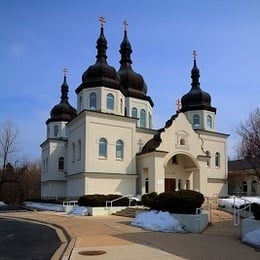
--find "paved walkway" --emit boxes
[0,210,259,260]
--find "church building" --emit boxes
[41,19,229,200]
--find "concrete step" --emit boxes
[112,207,147,218]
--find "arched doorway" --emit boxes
[164,153,199,192]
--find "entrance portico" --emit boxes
[137,151,203,195]
[164,153,200,192]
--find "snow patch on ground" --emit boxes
[219,196,260,208]
[131,210,185,233]
[23,201,64,211]
[69,205,88,215]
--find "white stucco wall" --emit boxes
[41,181,66,199]
[136,112,228,197]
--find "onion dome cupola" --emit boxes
[180,51,216,113]
[76,17,123,94]
[118,22,153,107]
[46,69,77,124]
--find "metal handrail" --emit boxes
[212,194,252,226]
[63,200,78,207]
[233,196,251,226]
[196,200,212,223]
[105,194,134,208]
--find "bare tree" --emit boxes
[235,108,260,181]
[14,159,41,203]
[0,121,21,198]
[0,121,41,203]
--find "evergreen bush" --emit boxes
[78,194,134,207]
[141,192,157,207]
[253,204,260,220]
[142,190,205,214]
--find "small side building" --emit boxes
[228,159,260,196]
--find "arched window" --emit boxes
[106,93,114,110]
[90,92,97,109]
[47,127,50,138]
[54,125,59,137]
[207,115,213,129]
[149,113,152,128]
[58,157,64,171]
[99,138,107,158]
[43,159,45,171]
[180,138,185,145]
[78,139,81,161]
[193,114,200,128]
[120,98,123,114]
[43,159,46,173]
[178,179,182,190]
[145,178,149,193]
[132,107,137,118]
[215,152,220,167]
[116,139,124,159]
[140,109,146,128]
[46,158,48,172]
[185,180,190,190]
[251,181,257,194]
[242,181,248,194]
[206,151,211,167]
[79,96,83,111]
[72,143,75,162]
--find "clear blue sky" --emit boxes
[1,0,259,160]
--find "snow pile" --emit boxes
[69,205,88,216]
[243,228,260,248]
[132,210,185,233]
[219,196,260,208]
[24,201,64,212]
[0,201,7,206]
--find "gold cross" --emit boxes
[192,50,197,60]
[99,16,105,27]
[175,98,182,111]
[63,68,68,77]
[123,20,128,30]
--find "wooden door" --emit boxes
[165,178,176,192]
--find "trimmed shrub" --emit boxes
[142,192,157,207]
[78,194,134,207]
[172,190,204,214]
[142,190,205,214]
[253,204,260,220]
[78,194,106,207]
[250,203,258,212]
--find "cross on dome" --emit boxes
[99,16,105,27]
[192,50,197,60]
[175,98,182,111]
[123,20,128,30]
[63,68,68,77]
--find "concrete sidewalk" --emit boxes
[1,210,259,260]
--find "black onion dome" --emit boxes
[180,58,216,113]
[46,76,77,124]
[118,29,153,106]
[76,26,122,94]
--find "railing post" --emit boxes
[209,203,212,224]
